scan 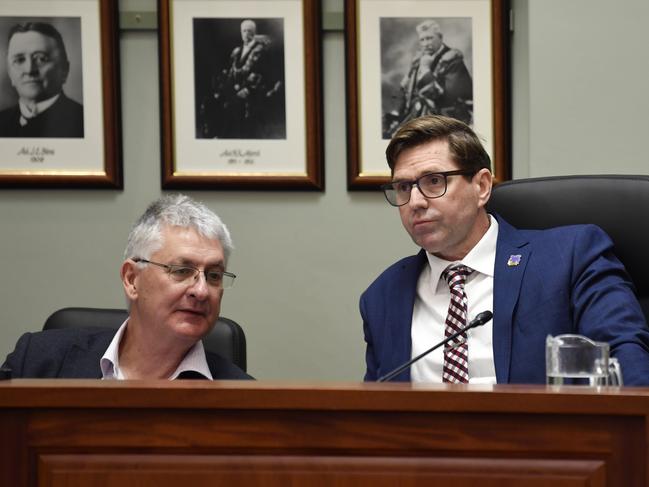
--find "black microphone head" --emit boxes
[471,310,493,328]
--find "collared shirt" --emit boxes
[100,320,213,380]
[411,215,498,384]
[18,94,60,126]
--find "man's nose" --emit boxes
[188,272,210,299]
[408,184,429,208]
[22,58,34,73]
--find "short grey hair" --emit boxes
[124,194,234,264]
[241,19,256,31]
[416,20,442,38]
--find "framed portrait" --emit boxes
[159,0,324,190]
[346,0,510,189]
[0,0,122,188]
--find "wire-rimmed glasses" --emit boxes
[134,258,236,289]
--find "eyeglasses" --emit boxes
[381,169,477,207]
[134,259,236,289]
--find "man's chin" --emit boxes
[412,234,445,255]
[173,321,211,341]
[18,91,43,101]
[173,313,212,333]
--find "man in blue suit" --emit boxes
[362,115,649,385]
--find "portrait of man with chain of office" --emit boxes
[193,17,286,140]
[381,17,473,139]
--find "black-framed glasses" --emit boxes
[381,169,477,207]
[133,259,236,289]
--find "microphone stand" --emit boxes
[377,311,493,383]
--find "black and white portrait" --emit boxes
[381,17,473,139]
[0,16,84,138]
[193,17,286,140]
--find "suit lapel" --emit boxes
[387,250,427,381]
[493,215,531,383]
[58,330,115,378]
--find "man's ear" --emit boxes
[120,260,139,300]
[475,168,493,209]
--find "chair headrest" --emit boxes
[488,175,649,295]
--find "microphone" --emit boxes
[377,310,493,382]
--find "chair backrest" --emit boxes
[43,307,247,371]
[487,174,649,321]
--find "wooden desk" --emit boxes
[1,380,648,486]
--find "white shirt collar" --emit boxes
[18,94,60,124]
[425,214,499,284]
[100,319,213,380]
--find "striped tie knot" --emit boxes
[442,264,473,288]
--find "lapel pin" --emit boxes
[507,254,522,266]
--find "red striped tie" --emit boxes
[441,265,473,383]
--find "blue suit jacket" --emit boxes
[2,327,252,380]
[361,215,649,385]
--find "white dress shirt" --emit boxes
[100,320,213,380]
[411,215,498,384]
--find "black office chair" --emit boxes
[43,307,247,371]
[488,174,649,321]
